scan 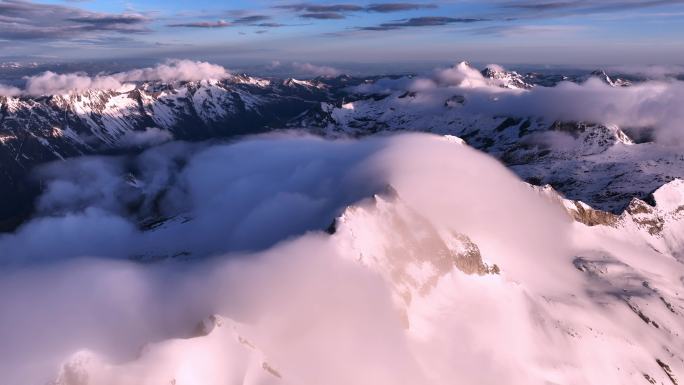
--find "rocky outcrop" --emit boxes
[532,180,684,239]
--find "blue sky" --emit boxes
[2,0,684,67]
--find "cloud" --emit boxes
[467,24,586,36]
[366,3,438,12]
[118,60,229,82]
[292,62,343,77]
[168,14,274,28]
[168,20,231,28]
[502,0,684,13]
[351,61,684,145]
[255,22,286,27]
[0,60,230,96]
[1,135,387,262]
[278,2,436,13]
[300,12,347,19]
[278,2,439,20]
[4,132,682,385]
[350,61,491,90]
[496,0,684,19]
[0,84,21,97]
[276,3,365,12]
[23,71,123,96]
[66,14,150,27]
[0,133,575,385]
[434,61,491,88]
[360,16,489,31]
[118,127,174,148]
[607,64,684,79]
[0,0,150,41]
[233,15,272,24]
[464,78,684,144]
[502,0,583,11]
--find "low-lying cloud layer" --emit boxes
[267,60,344,77]
[0,133,575,385]
[0,0,149,45]
[2,135,387,262]
[2,131,684,385]
[0,60,229,96]
[292,61,342,77]
[352,62,684,144]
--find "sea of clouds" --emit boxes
[0,133,577,385]
[351,61,684,145]
[1,59,683,384]
[0,59,228,96]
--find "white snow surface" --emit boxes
[30,134,684,385]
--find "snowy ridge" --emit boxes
[481,64,534,89]
[333,173,684,384]
[330,187,499,314]
[0,75,329,159]
[532,178,684,259]
[47,166,684,385]
[294,72,681,213]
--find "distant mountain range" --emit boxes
[0,64,680,230]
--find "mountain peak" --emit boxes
[481,64,533,89]
[589,69,631,87]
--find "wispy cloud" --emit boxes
[168,20,231,28]
[467,24,586,36]
[292,61,342,76]
[366,3,438,12]
[360,16,489,31]
[276,3,365,12]
[233,15,272,24]
[499,0,684,16]
[0,60,230,96]
[277,2,438,19]
[168,14,279,28]
[0,0,150,41]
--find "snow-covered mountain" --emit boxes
[293,62,684,213]
[1,122,683,385]
[48,152,684,385]
[0,74,343,229]
[481,64,534,89]
[1,62,682,234]
[587,69,632,87]
[51,315,285,385]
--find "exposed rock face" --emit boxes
[566,200,620,227]
[530,183,619,226]
[535,179,684,260]
[294,76,679,215]
[624,198,665,235]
